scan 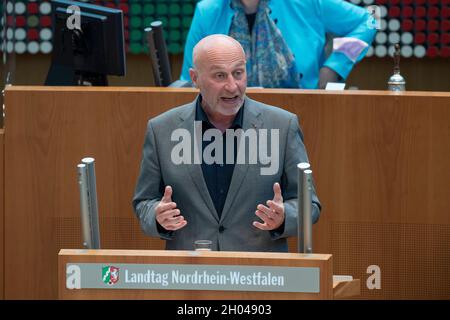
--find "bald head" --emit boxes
[192,35,246,71]
[188,34,247,123]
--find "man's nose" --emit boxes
[224,76,238,92]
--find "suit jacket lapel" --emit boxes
[220,97,263,222]
[177,98,220,222]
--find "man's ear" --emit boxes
[189,68,198,88]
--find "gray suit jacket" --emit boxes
[132,96,321,252]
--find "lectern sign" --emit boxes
[66,263,320,293]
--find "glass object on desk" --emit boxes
[194,240,212,251]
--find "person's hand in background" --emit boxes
[318,66,341,89]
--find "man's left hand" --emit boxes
[253,182,285,230]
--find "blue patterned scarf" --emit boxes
[229,0,300,88]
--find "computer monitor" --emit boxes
[45,0,126,86]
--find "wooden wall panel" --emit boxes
[4,87,197,299]
[3,87,450,299]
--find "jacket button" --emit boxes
[219,226,225,233]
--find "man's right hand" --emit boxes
[155,186,187,231]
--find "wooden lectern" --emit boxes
[58,249,359,300]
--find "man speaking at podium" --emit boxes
[133,35,321,252]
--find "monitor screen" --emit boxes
[46,0,126,86]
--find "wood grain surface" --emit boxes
[3,86,450,299]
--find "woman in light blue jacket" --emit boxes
[181,0,376,89]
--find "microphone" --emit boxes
[146,21,172,87]
[297,162,313,253]
[77,157,101,249]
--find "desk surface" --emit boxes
[6,85,450,97]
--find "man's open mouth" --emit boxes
[221,96,239,103]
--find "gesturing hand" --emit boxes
[155,186,187,231]
[253,182,285,231]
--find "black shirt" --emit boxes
[246,12,257,33]
[195,97,244,218]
